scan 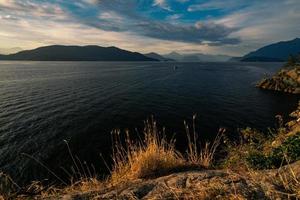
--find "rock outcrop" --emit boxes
[62,170,267,200]
[53,159,300,200]
[257,65,300,94]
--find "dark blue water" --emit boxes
[0,61,298,184]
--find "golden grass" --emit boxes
[1,117,225,198]
[270,160,300,199]
[110,119,185,185]
[110,116,223,185]
[185,116,225,168]
[247,160,300,200]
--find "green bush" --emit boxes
[246,152,271,169]
[246,133,300,169]
[240,127,265,145]
[271,133,300,162]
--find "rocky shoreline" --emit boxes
[1,102,298,199]
[257,65,300,94]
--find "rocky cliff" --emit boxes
[257,65,300,94]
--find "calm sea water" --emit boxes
[0,61,299,184]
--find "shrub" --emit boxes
[240,127,265,146]
[246,133,300,169]
[270,132,300,163]
[246,152,272,169]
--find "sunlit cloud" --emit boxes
[0,0,299,56]
[152,0,172,11]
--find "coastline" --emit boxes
[1,102,299,199]
[1,63,300,199]
[256,64,300,94]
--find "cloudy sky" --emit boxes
[0,0,299,56]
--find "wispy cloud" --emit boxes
[152,0,171,11]
[0,0,299,56]
[188,0,251,12]
[167,14,182,20]
[70,0,239,45]
[213,0,300,42]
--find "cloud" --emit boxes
[0,14,17,20]
[213,0,300,41]
[0,0,299,56]
[0,0,66,19]
[81,0,99,5]
[68,0,240,45]
[152,0,172,11]
[167,14,182,20]
[135,20,239,45]
[207,0,300,55]
[188,0,249,12]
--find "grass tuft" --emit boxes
[110,118,185,184]
[185,115,225,168]
[110,116,224,185]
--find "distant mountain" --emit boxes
[0,45,158,61]
[163,51,231,62]
[195,54,231,62]
[164,51,182,61]
[144,52,174,61]
[241,38,300,62]
[228,57,242,62]
[0,47,22,55]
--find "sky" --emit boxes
[0,0,299,56]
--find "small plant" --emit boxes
[284,55,298,68]
[246,132,300,169]
[0,172,20,199]
[267,159,300,199]
[110,119,185,185]
[240,127,265,146]
[270,132,300,163]
[246,152,272,169]
[185,116,224,168]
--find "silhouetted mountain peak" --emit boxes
[169,51,181,56]
[241,38,300,62]
[0,45,158,61]
[144,52,174,61]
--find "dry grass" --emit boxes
[234,149,300,200]
[269,160,300,199]
[111,116,224,184]
[185,115,225,168]
[0,172,20,199]
[109,117,224,185]
[2,117,225,199]
[110,118,185,185]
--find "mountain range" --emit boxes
[0,45,157,61]
[0,38,299,62]
[0,45,231,62]
[241,38,300,62]
[144,52,174,61]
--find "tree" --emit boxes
[285,54,297,67]
[297,53,300,63]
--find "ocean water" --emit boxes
[0,61,298,184]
